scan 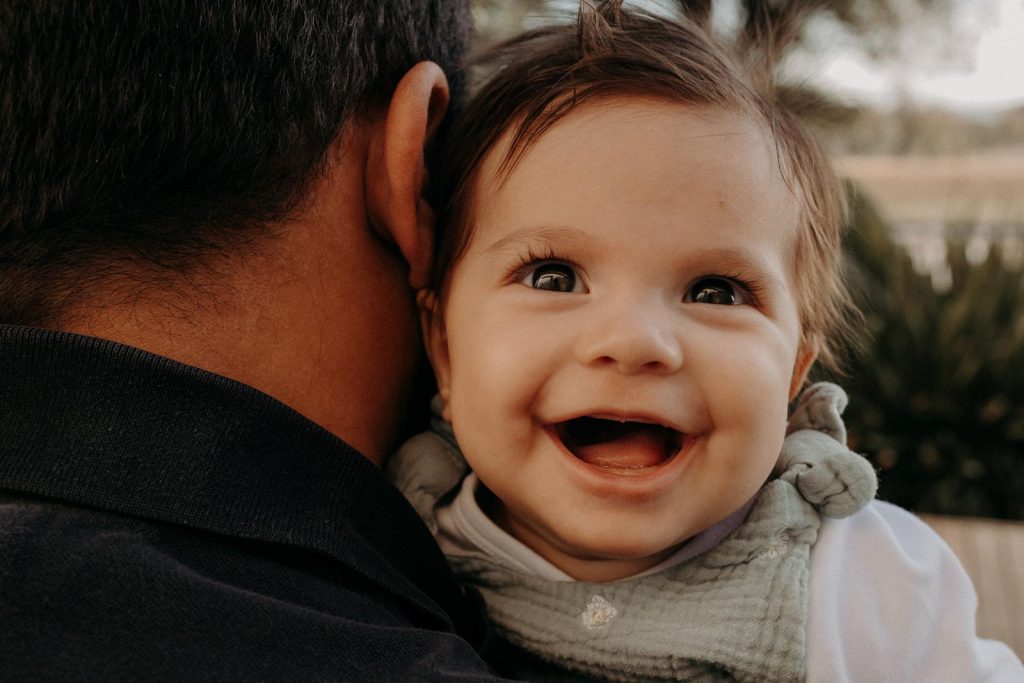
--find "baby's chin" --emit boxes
[525,521,692,582]
[492,494,701,582]
[554,543,683,583]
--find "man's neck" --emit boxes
[59,141,421,464]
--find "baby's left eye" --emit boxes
[686,277,745,305]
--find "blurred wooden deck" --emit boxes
[920,514,1024,658]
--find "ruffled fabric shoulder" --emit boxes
[776,382,878,519]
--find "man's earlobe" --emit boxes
[366,61,450,290]
[417,289,453,422]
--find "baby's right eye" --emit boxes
[519,262,585,293]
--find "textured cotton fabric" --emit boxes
[390,386,881,681]
[391,388,1023,682]
[0,324,506,681]
[447,479,822,682]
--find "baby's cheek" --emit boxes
[723,342,794,402]
[477,325,547,389]
[448,352,525,428]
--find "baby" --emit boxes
[389,2,1023,680]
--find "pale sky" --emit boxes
[792,0,1024,112]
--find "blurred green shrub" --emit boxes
[826,186,1024,519]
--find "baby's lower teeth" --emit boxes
[592,458,663,470]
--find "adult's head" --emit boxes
[0,0,471,461]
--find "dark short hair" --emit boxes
[430,0,855,372]
[0,0,470,326]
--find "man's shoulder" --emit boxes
[0,492,504,680]
[0,491,410,636]
[0,493,158,583]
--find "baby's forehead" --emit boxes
[465,99,803,272]
[473,98,799,226]
[478,96,785,191]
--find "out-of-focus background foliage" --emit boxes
[470,0,1024,520]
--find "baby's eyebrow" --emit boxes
[483,225,590,255]
[689,248,785,289]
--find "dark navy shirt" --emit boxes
[0,324,505,681]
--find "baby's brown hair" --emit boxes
[429,0,857,373]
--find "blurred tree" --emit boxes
[472,1,953,64]
[472,0,553,48]
[471,0,955,125]
[818,104,1024,155]
[728,0,951,59]
[832,187,1024,519]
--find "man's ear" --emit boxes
[365,61,450,289]
[417,289,453,422]
[789,339,819,401]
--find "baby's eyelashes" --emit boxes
[507,250,762,306]
[507,244,589,293]
[684,273,764,307]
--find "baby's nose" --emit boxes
[575,305,683,375]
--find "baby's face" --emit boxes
[429,99,814,581]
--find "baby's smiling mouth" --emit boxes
[553,417,684,470]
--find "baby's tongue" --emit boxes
[572,424,670,469]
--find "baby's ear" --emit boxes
[417,289,452,422]
[789,339,819,402]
